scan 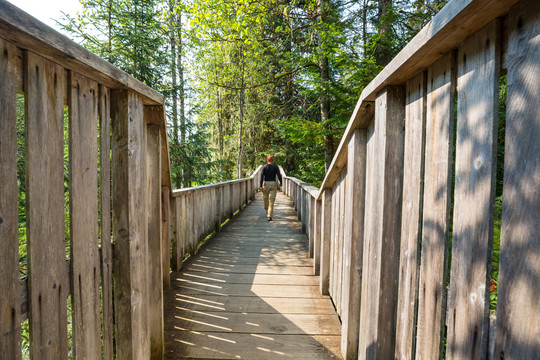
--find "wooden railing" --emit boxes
[280,0,540,359]
[0,1,172,359]
[168,166,264,273]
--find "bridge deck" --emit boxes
[164,192,343,359]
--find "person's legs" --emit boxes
[262,181,269,211]
[267,182,277,218]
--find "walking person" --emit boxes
[260,155,283,221]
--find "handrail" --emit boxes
[172,165,263,196]
[318,0,519,196]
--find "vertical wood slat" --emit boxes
[394,71,426,360]
[358,86,405,359]
[172,197,182,271]
[0,38,21,360]
[446,20,500,359]
[309,195,315,258]
[313,199,322,276]
[111,89,150,359]
[495,0,540,357]
[341,128,367,360]
[337,171,346,315]
[99,85,114,360]
[161,185,170,290]
[68,71,101,360]
[416,52,455,359]
[145,122,163,359]
[320,188,332,295]
[25,52,69,360]
[329,184,337,301]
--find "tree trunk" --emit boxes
[168,0,178,144]
[317,0,334,171]
[376,0,393,66]
[177,8,186,186]
[236,47,245,179]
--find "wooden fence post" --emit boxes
[145,121,164,360]
[313,199,322,276]
[25,53,69,359]
[358,86,405,359]
[446,20,500,359]
[111,89,150,359]
[320,188,332,295]
[341,128,367,360]
[68,71,101,360]
[161,186,171,290]
[495,1,540,357]
[0,38,21,360]
[394,71,427,359]
[416,53,454,359]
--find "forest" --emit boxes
[58,0,448,188]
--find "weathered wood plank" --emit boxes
[145,122,164,360]
[416,52,454,360]
[0,1,164,105]
[68,71,101,360]
[165,332,341,360]
[358,86,405,359]
[446,20,500,360]
[162,185,171,290]
[172,272,319,286]
[313,199,322,275]
[0,38,21,360]
[394,71,426,360]
[172,196,182,271]
[25,52,69,359]
[111,89,150,359]
[320,188,332,295]
[165,312,341,335]
[341,128,367,360]
[164,294,335,314]
[494,0,540,357]
[98,84,114,360]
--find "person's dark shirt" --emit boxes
[260,163,282,187]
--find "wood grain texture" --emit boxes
[494,0,540,357]
[98,84,114,360]
[340,128,367,360]
[358,86,405,360]
[416,53,454,360]
[162,185,171,290]
[25,52,69,359]
[446,20,500,360]
[164,193,342,359]
[0,38,21,360]
[146,123,164,359]
[313,199,322,276]
[68,71,100,360]
[394,72,426,360]
[320,188,332,295]
[0,1,163,105]
[341,129,367,359]
[111,89,150,359]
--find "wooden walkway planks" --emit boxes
[164,192,342,360]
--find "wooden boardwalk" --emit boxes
[164,192,343,359]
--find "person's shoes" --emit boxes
[267,217,272,221]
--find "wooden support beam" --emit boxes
[341,128,367,360]
[0,38,21,360]
[495,1,540,356]
[111,89,150,359]
[68,71,101,360]
[25,51,69,360]
[145,122,164,360]
[446,20,500,359]
[358,86,405,359]
[320,188,332,295]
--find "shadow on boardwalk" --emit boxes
[164,192,343,359]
